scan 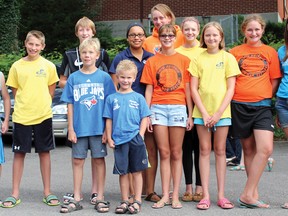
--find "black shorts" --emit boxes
[113,133,149,175]
[231,102,274,139]
[12,118,55,153]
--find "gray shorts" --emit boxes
[72,135,107,159]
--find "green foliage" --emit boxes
[18,0,101,54]
[0,0,21,53]
[106,38,128,61]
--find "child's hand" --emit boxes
[68,131,77,144]
[102,133,107,143]
[1,120,9,134]
[147,117,153,133]
[186,118,193,131]
[209,112,221,127]
[107,139,115,149]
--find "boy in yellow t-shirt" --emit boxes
[2,30,59,208]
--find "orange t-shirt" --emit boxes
[143,25,185,54]
[230,44,282,102]
[140,52,190,105]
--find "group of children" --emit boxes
[0,2,287,214]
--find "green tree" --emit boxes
[18,0,101,53]
[0,0,21,53]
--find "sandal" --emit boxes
[152,199,170,209]
[144,192,161,202]
[43,194,60,206]
[217,198,234,209]
[63,193,83,205]
[90,193,98,205]
[181,192,193,202]
[95,200,110,213]
[171,200,182,209]
[197,199,210,210]
[1,196,21,208]
[60,200,83,213]
[192,192,203,202]
[115,200,129,214]
[229,165,245,171]
[128,200,141,214]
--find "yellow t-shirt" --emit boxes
[7,56,59,125]
[189,50,241,118]
[175,41,205,61]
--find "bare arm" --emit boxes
[48,83,56,98]
[105,118,115,148]
[271,78,280,97]
[209,76,236,127]
[59,75,67,89]
[139,117,148,137]
[67,103,77,143]
[190,76,210,127]
[185,82,193,131]
[1,75,10,134]
[145,84,153,132]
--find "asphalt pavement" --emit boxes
[0,137,288,216]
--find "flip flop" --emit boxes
[197,199,210,210]
[1,196,21,208]
[238,198,269,208]
[152,200,170,209]
[43,194,60,206]
[171,200,182,209]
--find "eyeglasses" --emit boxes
[128,33,145,38]
[159,34,175,39]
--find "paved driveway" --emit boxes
[0,137,287,216]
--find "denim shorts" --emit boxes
[275,97,288,128]
[194,118,231,127]
[72,135,107,159]
[150,104,187,127]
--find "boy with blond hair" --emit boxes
[104,59,150,214]
[2,30,59,208]
[60,38,115,213]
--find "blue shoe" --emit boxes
[237,198,269,209]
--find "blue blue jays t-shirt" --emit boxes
[277,45,288,98]
[103,91,151,145]
[61,69,116,137]
[109,48,153,96]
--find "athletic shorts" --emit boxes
[231,102,274,139]
[0,136,5,164]
[150,104,187,127]
[72,135,107,159]
[12,118,55,153]
[113,133,149,175]
[275,97,288,128]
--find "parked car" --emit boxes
[0,88,68,138]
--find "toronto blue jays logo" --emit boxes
[80,95,98,110]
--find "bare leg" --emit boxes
[72,158,85,201]
[240,130,273,207]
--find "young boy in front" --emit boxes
[2,30,60,208]
[103,60,150,214]
[60,38,115,213]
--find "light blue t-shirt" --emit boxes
[61,69,116,137]
[103,91,151,145]
[277,45,288,98]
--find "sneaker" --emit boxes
[227,161,237,166]
[226,156,236,163]
[266,157,275,172]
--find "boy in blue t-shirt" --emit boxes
[60,38,115,213]
[103,59,150,214]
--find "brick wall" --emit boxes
[95,0,278,21]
